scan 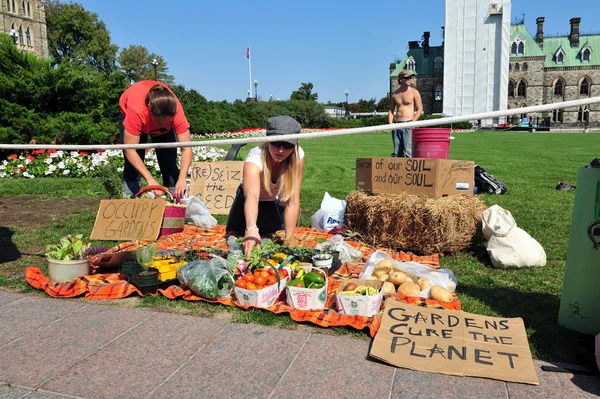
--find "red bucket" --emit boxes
[411,128,451,159]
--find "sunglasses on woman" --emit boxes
[270,141,296,150]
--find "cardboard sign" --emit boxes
[90,199,165,241]
[189,161,243,215]
[356,158,474,197]
[370,299,539,385]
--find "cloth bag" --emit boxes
[482,205,546,268]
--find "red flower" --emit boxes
[9,154,17,159]
[97,149,104,154]
[31,149,45,155]
[26,156,34,162]
[79,151,88,156]
[47,149,57,154]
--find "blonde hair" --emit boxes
[260,143,299,201]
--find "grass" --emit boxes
[1,130,597,362]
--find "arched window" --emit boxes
[26,27,31,46]
[6,0,10,12]
[557,52,564,64]
[11,0,15,12]
[518,42,525,55]
[517,80,527,97]
[552,109,564,123]
[554,78,565,96]
[582,48,591,62]
[508,80,515,97]
[523,62,528,71]
[511,42,518,55]
[509,63,512,71]
[407,59,416,71]
[580,77,591,95]
[515,63,520,71]
[434,85,443,101]
[577,106,590,122]
[521,104,527,120]
[18,26,23,45]
[434,57,443,70]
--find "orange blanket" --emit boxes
[26,225,459,337]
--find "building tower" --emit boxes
[1,0,49,57]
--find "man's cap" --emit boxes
[266,116,301,145]
[399,69,417,78]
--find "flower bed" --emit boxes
[0,147,227,179]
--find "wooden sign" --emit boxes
[370,299,539,385]
[189,161,243,215]
[90,199,165,241]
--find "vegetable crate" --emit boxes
[336,279,384,318]
[235,272,290,309]
[145,258,187,281]
[286,268,328,310]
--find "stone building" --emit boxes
[1,0,48,58]
[391,17,600,128]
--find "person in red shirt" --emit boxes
[119,81,192,198]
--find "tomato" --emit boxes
[267,267,276,276]
[235,279,248,289]
[256,285,264,290]
[243,274,255,283]
[294,282,304,287]
[246,283,257,290]
[266,275,278,286]
[259,270,269,279]
[255,276,266,286]
[280,269,289,278]
[253,271,262,279]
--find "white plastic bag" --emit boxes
[310,192,346,232]
[359,250,458,298]
[181,196,217,228]
[315,234,363,262]
[482,205,546,268]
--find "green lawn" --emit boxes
[1,130,598,362]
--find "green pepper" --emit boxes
[288,278,305,287]
[304,271,325,286]
[307,281,325,289]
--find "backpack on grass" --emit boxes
[475,165,508,195]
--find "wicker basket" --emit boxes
[135,185,186,236]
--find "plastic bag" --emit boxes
[177,255,234,299]
[315,234,363,262]
[310,192,346,232]
[482,205,546,268]
[181,196,217,228]
[359,250,458,298]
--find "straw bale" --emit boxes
[345,191,486,255]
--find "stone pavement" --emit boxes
[1,289,599,399]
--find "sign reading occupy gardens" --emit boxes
[189,161,243,215]
[90,199,165,241]
[370,299,539,385]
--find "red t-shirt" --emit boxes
[119,80,190,136]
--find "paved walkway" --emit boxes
[1,289,599,399]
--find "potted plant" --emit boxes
[133,244,159,286]
[45,234,91,282]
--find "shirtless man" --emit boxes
[388,69,423,157]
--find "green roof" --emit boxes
[392,46,445,76]
[542,35,600,67]
[509,24,545,57]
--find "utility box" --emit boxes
[558,166,600,334]
[356,157,474,198]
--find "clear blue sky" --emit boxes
[78,0,599,104]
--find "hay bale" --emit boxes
[345,191,486,255]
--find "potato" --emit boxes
[404,275,416,284]
[382,281,396,296]
[417,277,431,290]
[387,271,407,285]
[397,282,421,296]
[373,269,389,279]
[377,273,389,282]
[367,275,379,281]
[374,259,393,273]
[430,285,453,303]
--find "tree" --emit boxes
[376,95,390,112]
[45,0,119,73]
[118,46,174,84]
[290,82,318,102]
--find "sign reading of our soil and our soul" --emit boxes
[370,299,539,385]
[189,161,242,214]
[90,199,165,241]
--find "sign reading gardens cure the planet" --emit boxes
[90,199,165,241]
[370,299,539,385]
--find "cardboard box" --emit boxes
[234,275,289,308]
[356,158,474,198]
[336,279,383,317]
